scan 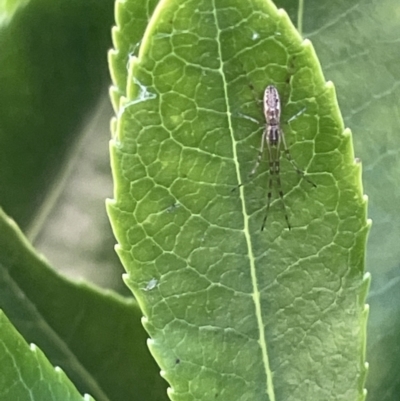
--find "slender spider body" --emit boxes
[248,85,316,231]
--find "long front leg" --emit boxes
[248,129,266,179]
[231,130,266,192]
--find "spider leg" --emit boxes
[249,129,266,178]
[261,141,291,231]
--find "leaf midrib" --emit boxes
[212,2,275,400]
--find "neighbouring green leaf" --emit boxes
[367,279,400,399]
[0,208,168,401]
[0,0,113,228]
[108,0,370,400]
[0,311,94,401]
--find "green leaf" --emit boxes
[0,0,114,228]
[108,0,370,400]
[287,0,400,283]
[109,0,159,110]
[273,2,400,399]
[0,0,29,22]
[0,310,95,401]
[367,281,400,399]
[0,208,168,401]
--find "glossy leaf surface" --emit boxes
[108,0,370,400]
